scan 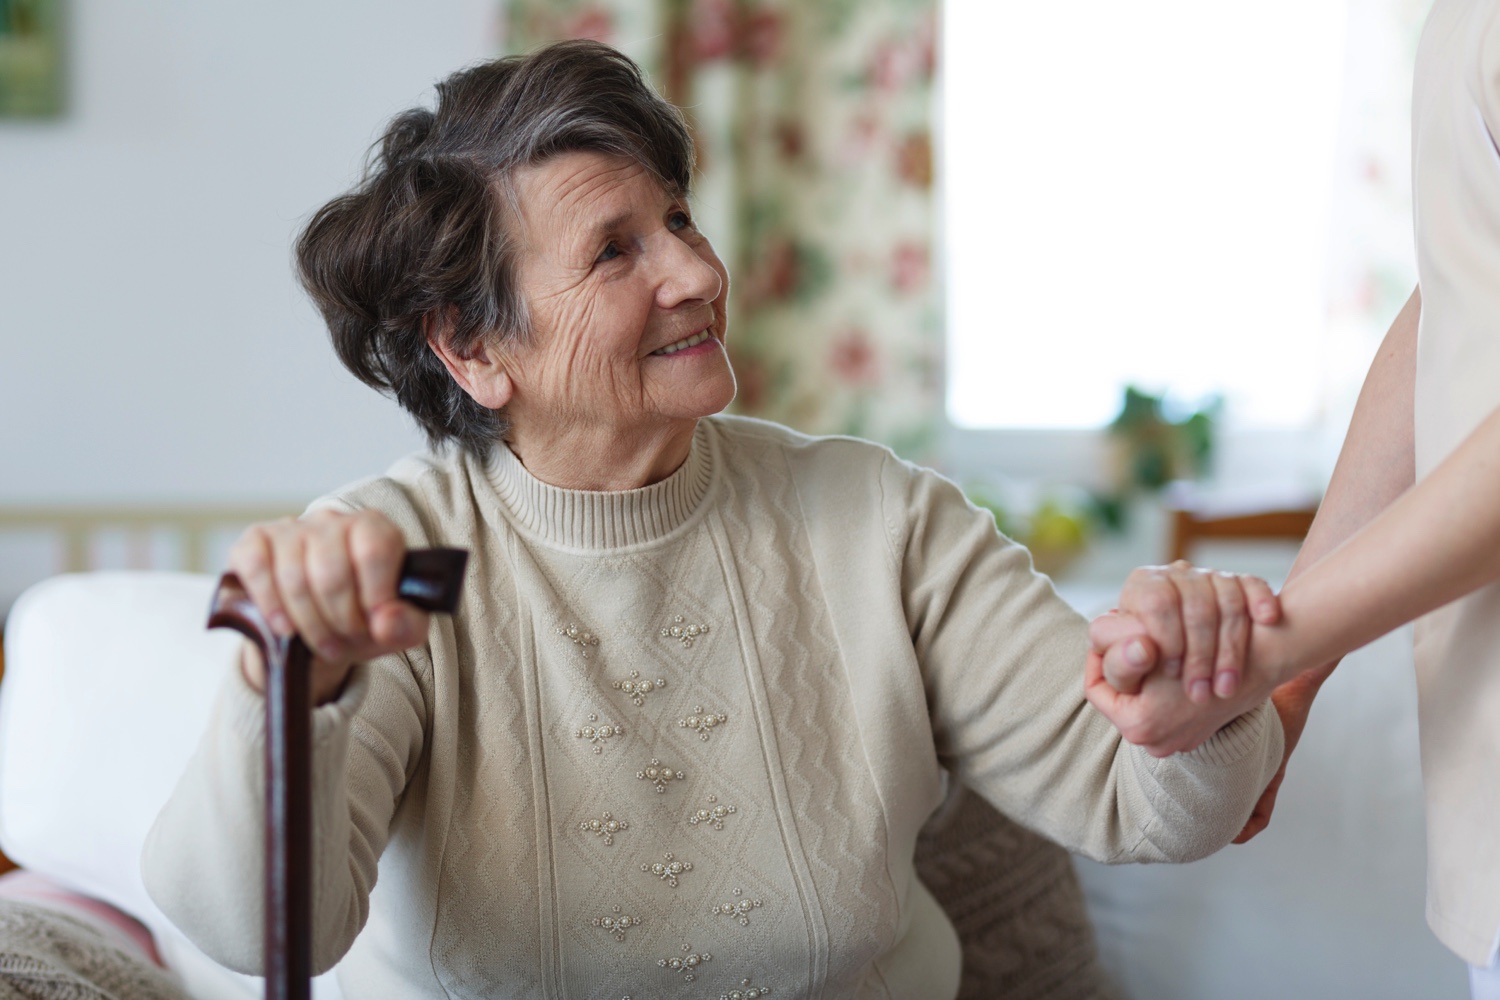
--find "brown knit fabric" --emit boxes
[915,784,1118,1000]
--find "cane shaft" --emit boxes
[264,636,313,1000]
[208,547,467,1000]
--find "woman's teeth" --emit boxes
[652,330,711,355]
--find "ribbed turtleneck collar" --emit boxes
[484,422,716,551]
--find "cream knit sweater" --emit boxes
[143,415,1283,999]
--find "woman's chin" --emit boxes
[678,382,737,424]
[679,371,738,420]
[708,374,738,416]
[647,343,737,419]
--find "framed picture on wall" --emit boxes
[0,0,64,118]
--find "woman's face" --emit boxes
[501,150,735,443]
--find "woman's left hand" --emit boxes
[1089,562,1282,702]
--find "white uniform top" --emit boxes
[1411,0,1500,966]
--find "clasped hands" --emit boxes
[1086,561,1287,760]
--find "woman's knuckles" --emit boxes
[1181,589,1217,621]
[1125,579,1174,615]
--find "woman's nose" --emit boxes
[654,233,723,309]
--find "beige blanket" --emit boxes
[0,901,190,1000]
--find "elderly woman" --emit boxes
[143,40,1283,999]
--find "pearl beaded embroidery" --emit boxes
[679,706,728,742]
[656,943,712,982]
[636,758,685,793]
[688,795,736,831]
[591,905,641,942]
[575,714,624,754]
[641,852,693,888]
[556,622,599,657]
[661,614,710,648]
[613,670,667,707]
[578,811,629,846]
[711,887,763,927]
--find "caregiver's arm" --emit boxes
[1093,397,1500,781]
[1237,285,1420,685]
[1094,288,1500,754]
[1226,285,1419,839]
[1093,286,1417,760]
[1098,286,1420,703]
[1254,382,1500,679]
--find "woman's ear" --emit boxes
[424,311,514,410]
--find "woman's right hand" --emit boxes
[227,509,430,704]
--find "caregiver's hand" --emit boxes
[227,508,430,704]
[1090,561,1281,702]
[1084,639,1281,758]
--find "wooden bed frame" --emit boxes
[0,505,297,882]
[0,506,300,575]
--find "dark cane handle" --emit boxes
[394,548,469,614]
[206,546,467,1000]
[209,546,469,638]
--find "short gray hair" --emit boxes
[295,40,696,457]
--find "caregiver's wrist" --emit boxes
[1247,624,1309,692]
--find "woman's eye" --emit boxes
[668,211,692,232]
[596,241,622,263]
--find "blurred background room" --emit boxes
[0,1,1461,997]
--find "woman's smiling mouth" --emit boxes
[650,329,713,355]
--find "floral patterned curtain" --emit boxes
[505,0,942,458]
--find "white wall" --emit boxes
[0,0,499,506]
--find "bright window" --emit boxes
[943,1,1350,429]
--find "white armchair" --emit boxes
[0,572,342,1000]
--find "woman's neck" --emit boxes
[503,417,699,491]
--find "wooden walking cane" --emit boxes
[207,548,468,1000]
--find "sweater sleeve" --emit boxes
[886,454,1284,864]
[140,630,428,976]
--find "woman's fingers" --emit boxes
[1241,573,1282,625]
[1206,572,1279,699]
[1090,611,1158,694]
[347,511,401,610]
[1208,571,1250,699]
[347,511,424,649]
[224,510,421,704]
[226,509,419,676]
[1086,653,1191,759]
[1169,561,1220,704]
[1101,634,1159,695]
[271,521,341,663]
[1119,566,1186,678]
[1083,648,1122,716]
[303,512,368,663]
[1123,561,1273,704]
[228,522,287,635]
